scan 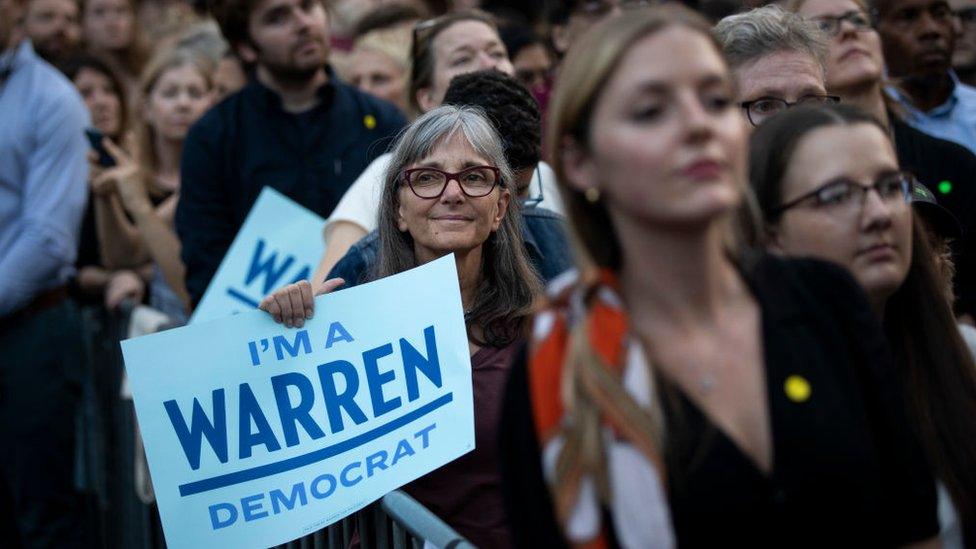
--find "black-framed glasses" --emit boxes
[773,171,913,217]
[401,166,501,199]
[740,94,841,126]
[813,10,874,36]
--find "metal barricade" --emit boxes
[275,491,474,549]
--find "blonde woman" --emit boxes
[92,47,214,320]
[343,26,412,116]
[499,5,939,547]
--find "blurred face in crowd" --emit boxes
[74,67,122,136]
[949,0,976,71]
[347,47,408,112]
[240,0,329,81]
[734,50,829,127]
[552,0,625,55]
[213,54,247,102]
[797,0,886,91]
[397,131,510,263]
[24,0,80,63]
[416,20,513,112]
[771,122,912,303]
[562,26,747,231]
[0,0,26,50]
[875,0,956,79]
[82,0,134,52]
[513,42,552,92]
[144,63,212,142]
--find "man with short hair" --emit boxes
[875,0,976,152]
[715,5,838,127]
[176,0,407,306]
[22,0,79,65]
[0,0,89,544]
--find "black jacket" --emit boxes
[176,75,407,305]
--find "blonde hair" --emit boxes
[354,26,412,72]
[349,26,413,115]
[544,3,739,532]
[131,47,214,195]
[547,4,733,271]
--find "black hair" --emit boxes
[499,22,545,61]
[749,104,976,534]
[59,54,129,140]
[442,69,541,175]
[353,2,426,38]
[749,103,885,228]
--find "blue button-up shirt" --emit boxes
[0,41,89,315]
[887,72,976,155]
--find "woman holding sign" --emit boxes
[260,104,542,546]
[498,5,939,547]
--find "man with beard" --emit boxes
[22,0,80,65]
[176,0,407,306]
[876,0,976,153]
[0,0,89,544]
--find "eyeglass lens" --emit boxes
[405,167,498,198]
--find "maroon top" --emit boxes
[403,340,519,547]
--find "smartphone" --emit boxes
[84,128,116,168]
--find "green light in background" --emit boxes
[939,180,953,194]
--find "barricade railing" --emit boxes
[77,300,473,549]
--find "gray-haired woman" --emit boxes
[260,105,542,546]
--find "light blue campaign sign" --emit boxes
[122,255,474,549]
[191,187,325,324]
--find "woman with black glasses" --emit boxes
[750,103,976,545]
[791,0,976,322]
[261,105,542,546]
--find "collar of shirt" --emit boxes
[0,41,33,93]
[886,71,965,120]
[248,65,337,113]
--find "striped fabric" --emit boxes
[527,270,674,548]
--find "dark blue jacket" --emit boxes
[327,205,575,288]
[176,75,407,305]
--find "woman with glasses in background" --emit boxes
[261,105,541,546]
[791,0,976,322]
[750,103,976,546]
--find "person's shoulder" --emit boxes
[332,78,407,125]
[747,252,867,314]
[896,117,976,160]
[23,54,85,117]
[189,86,247,138]
[955,78,976,102]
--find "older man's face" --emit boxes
[735,49,828,126]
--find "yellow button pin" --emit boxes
[784,375,811,403]
[364,114,377,129]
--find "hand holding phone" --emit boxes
[84,128,117,168]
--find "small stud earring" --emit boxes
[584,187,601,203]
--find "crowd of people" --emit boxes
[3,0,976,546]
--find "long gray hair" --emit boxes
[373,105,542,347]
